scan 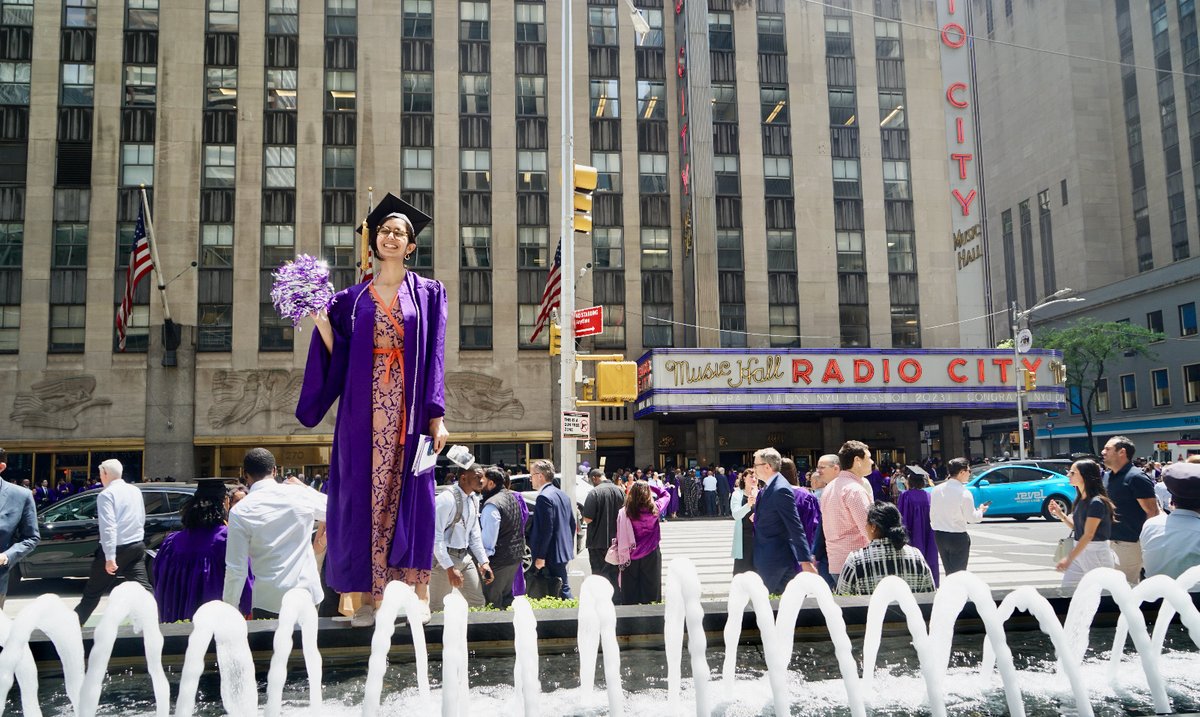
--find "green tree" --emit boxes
[1035,317,1163,454]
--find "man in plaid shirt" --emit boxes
[819,440,875,575]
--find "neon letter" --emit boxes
[946,82,969,108]
[792,359,813,385]
[898,359,923,384]
[952,188,977,216]
[947,358,969,383]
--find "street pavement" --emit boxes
[2,516,1066,623]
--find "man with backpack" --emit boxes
[429,464,494,610]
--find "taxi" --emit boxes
[960,463,1074,521]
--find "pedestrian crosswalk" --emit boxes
[657,519,1065,598]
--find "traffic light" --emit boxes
[596,361,638,401]
[1024,370,1037,391]
[573,164,598,234]
[549,323,561,356]
[582,378,595,401]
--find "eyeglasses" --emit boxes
[377,227,410,240]
[753,462,768,468]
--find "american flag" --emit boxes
[116,203,154,351]
[529,241,562,342]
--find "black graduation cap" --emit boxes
[355,193,433,237]
[192,477,233,502]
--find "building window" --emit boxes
[459,149,491,191]
[879,90,906,128]
[709,12,734,50]
[642,8,665,47]
[713,154,739,195]
[0,62,30,106]
[840,305,869,348]
[325,70,356,111]
[267,0,298,33]
[1096,377,1110,412]
[518,304,546,348]
[757,14,786,53]
[517,227,547,268]
[120,144,154,187]
[402,73,433,113]
[833,158,860,198]
[516,76,546,116]
[641,228,670,270]
[1061,178,1069,205]
[769,306,799,347]
[717,230,743,270]
[207,0,238,32]
[588,7,618,46]
[828,88,857,126]
[767,230,796,269]
[763,156,792,196]
[761,86,788,124]
[592,152,620,191]
[402,0,432,38]
[261,224,294,267]
[323,147,355,189]
[203,145,236,188]
[61,64,95,107]
[720,304,747,348]
[322,224,356,283]
[1185,364,1200,403]
[590,79,619,118]
[515,3,546,43]
[637,81,665,120]
[891,306,920,348]
[0,223,20,353]
[1147,309,1164,338]
[887,232,915,272]
[460,1,490,41]
[883,160,910,199]
[460,74,491,115]
[206,68,238,109]
[65,0,97,28]
[593,227,623,269]
[263,146,296,188]
[1151,368,1170,407]
[460,226,491,268]
[517,150,548,191]
[200,224,233,267]
[643,304,673,347]
[50,305,86,352]
[638,154,668,194]
[836,231,865,271]
[875,19,901,58]
[460,304,492,349]
[123,65,157,107]
[53,224,89,267]
[2,0,33,26]
[1120,373,1137,410]
[266,70,297,110]
[402,148,432,190]
[711,84,737,122]
[597,304,626,348]
[1181,301,1198,336]
[326,0,357,35]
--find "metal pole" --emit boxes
[139,185,172,322]
[559,0,578,504]
[1012,301,1025,460]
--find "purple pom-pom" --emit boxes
[271,254,336,328]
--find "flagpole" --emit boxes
[139,185,171,322]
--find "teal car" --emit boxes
[961,464,1074,521]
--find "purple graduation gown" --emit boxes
[897,487,940,586]
[153,525,252,621]
[296,274,447,594]
[792,486,822,555]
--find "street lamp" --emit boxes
[620,0,652,45]
[1011,289,1085,460]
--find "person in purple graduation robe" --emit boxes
[297,194,448,625]
[896,472,939,586]
[153,480,251,621]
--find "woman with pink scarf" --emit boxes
[612,481,670,604]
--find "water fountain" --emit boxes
[1,561,1198,716]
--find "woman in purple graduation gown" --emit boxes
[896,471,939,586]
[297,194,448,625]
[153,480,251,621]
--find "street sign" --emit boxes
[1046,412,1059,418]
[575,306,603,338]
[562,410,591,439]
[1046,422,1054,430]
[1016,329,1033,354]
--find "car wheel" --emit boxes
[1042,495,1071,521]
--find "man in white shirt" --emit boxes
[703,471,719,516]
[75,459,151,624]
[929,457,988,574]
[429,464,493,611]
[223,448,327,619]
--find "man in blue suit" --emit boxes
[752,447,816,594]
[0,448,41,608]
[529,459,576,599]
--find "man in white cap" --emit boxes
[1140,461,1200,580]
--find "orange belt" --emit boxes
[373,347,403,385]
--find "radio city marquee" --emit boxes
[634,349,1066,418]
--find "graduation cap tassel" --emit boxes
[360,187,374,282]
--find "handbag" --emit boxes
[604,538,621,566]
[1053,533,1075,563]
[523,566,564,600]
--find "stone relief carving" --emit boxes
[208,369,304,430]
[10,375,112,430]
[444,371,525,425]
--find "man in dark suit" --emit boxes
[528,459,576,599]
[752,447,816,594]
[0,447,41,608]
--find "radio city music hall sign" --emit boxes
[940,0,976,218]
[634,349,1066,417]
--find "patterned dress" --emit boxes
[370,286,429,599]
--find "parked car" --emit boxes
[955,464,1074,521]
[16,482,198,582]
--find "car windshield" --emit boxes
[40,494,99,522]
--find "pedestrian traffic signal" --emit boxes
[1024,370,1037,391]
[582,378,595,401]
[549,323,561,356]
[573,164,598,234]
[596,361,637,401]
